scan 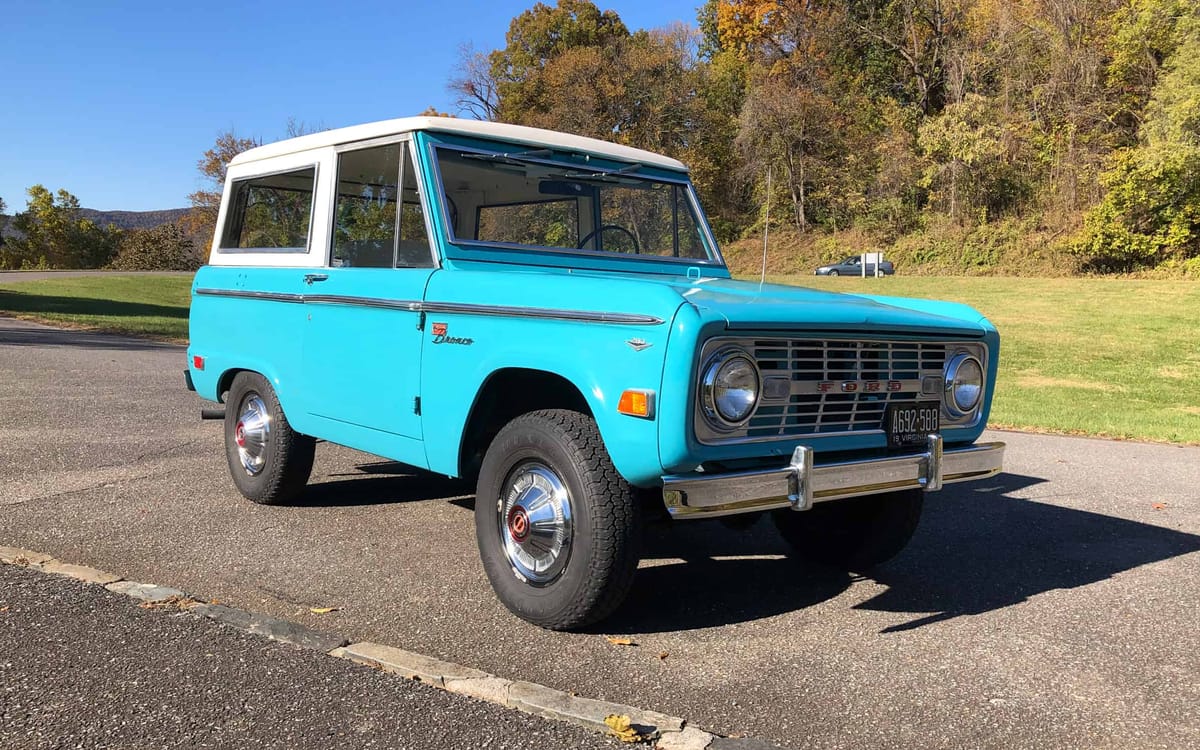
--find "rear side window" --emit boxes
[220,167,316,251]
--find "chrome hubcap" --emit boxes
[235,394,270,476]
[498,462,572,585]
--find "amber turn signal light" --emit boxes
[617,389,655,419]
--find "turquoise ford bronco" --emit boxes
[186,117,1004,630]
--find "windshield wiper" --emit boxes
[557,163,643,180]
[460,148,553,166]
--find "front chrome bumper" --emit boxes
[662,435,1004,519]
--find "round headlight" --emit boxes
[702,349,760,427]
[945,354,983,416]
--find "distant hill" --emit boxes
[79,208,191,231]
[1,207,191,241]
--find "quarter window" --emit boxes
[220,167,315,251]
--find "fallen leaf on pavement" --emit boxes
[604,714,646,743]
[1151,503,1167,510]
[658,651,669,660]
[605,636,636,646]
[310,606,341,614]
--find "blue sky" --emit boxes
[0,1,704,213]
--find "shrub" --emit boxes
[109,224,203,271]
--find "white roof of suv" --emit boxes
[228,116,688,172]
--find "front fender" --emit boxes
[420,311,682,486]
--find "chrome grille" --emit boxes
[695,336,975,445]
[747,339,948,438]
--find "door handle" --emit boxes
[303,273,329,285]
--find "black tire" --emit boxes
[475,409,640,630]
[223,371,315,505]
[772,489,923,570]
[828,269,840,276]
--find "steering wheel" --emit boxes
[577,224,639,253]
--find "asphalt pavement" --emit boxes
[1,314,1198,749]
[0,563,623,750]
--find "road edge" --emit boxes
[0,545,778,750]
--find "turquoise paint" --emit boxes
[188,266,307,413]
[300,266,433,440]
[188,127,1001,490]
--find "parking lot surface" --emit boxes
[1,315,1198,749]
[0,564,624,750]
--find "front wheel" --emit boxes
[828,269,840,276]
[772,489,923,570]
[223,372,315,505]
[475,409,640,630]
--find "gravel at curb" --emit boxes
[0,546,786,749]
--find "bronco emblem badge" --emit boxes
[431,322,473,346]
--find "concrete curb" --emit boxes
[0,546,56,566]
[105,581,187,604]
[188,602,349,653]
[1,548,786,749]
[329,641,687,741]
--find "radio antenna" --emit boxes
[760,165,771,289]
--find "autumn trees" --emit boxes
[0,186,121,269]
[451,0,1199,274]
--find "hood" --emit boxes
[443,261,990,336]
[649,276,990,336]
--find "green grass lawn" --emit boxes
[779,275,1200,445]
[0,274,192,341]
[1,272,1196,444]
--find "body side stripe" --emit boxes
[194,288,664,326]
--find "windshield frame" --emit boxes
[424,134,727,271]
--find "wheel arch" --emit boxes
[215,367,249,403]
[457,367,593,482]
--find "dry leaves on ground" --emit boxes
[310,606,341,614]
[604,636,636,646]
[604,714,647,743]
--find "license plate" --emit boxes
[886,402,939,447]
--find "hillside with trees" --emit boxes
[0,186,199,270]
[8,1,1194,277]
[452,0,1200,276]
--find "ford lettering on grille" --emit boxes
[696,338,957,443]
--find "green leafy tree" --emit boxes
[1079,13,1200,271]
[1,186,120,269]
[917,94,1026,221]
[489,0,630,125]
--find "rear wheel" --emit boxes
[223,372,315,505]
[475,409,639,630]
[772,489,923,570]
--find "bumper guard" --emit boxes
[662,435,1004,519]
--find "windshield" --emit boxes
[433,146,716,262]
